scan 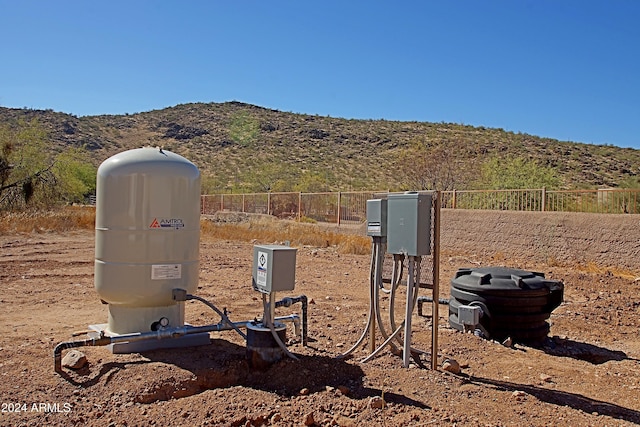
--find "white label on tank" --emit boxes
[152,264,182,280]
[256,251,268,287]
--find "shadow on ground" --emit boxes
[57,338,428,409]
[468,374,640,425]
[543,336,634,364]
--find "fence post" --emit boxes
[452,189,457,209]
[541,187,546,212]
[267,192,271,216]
[242,194,245,213]
[221,194,224,211]
[298,192,302,221]
[337,191,342,226]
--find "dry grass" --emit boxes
[0,207,372,255]
[201,217,371,254]
[579,261,639,280]
[0,206,96,233]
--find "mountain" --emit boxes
[1,102,638,192]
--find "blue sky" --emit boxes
[1,1,638,148]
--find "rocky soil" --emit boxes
[1,229,639,426]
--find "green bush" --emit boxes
[476,155,560,190]
[0,120,96,210]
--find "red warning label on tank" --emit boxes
[149,218,185,229]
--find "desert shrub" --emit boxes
[0,120,96,211]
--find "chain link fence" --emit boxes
[202,188,640,224]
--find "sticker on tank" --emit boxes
[151,264,182,280]
[149,218,185,229]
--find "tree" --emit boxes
[238,161,291,193]
[0,120,96,210]
[395,137,475,191]
[1,121,51,209]
[52,147,97,203]
[475,155,560,190]
[619,176,640,189]
[293,171,331,193]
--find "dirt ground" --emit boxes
[1,227,639,427]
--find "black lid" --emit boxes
[452,267,549,292]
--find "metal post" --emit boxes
[267,192,271,216]
[298,192,302,221]
[431,191,441,370]
[337,191,342,226]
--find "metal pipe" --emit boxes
[417,296,449,317]
[274,295,308,346]
[389,254,422,351]
[182,289,247,340]
[402,256,416,367]
[388,254,403,346]
[264,293,299,361]
[431,190,441,370]
[54,314,300,375]
[379,242,392,294]
[54,336,111,374]
[54,322,229,374]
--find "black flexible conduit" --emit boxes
[417,296,450,317]
[54,336,112,374]
[184,293,247,340]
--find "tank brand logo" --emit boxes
[149,218,185,229]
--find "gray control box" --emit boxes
[387,192,432,256]
[458,305,481,327]
[252,245,297,293]
[366,199,387,237]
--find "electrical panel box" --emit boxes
[252,245,297,293]
[387,192,432,256]
[366,199,387,237]
[458,305,481,327]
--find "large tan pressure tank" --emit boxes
[94,147,201,335]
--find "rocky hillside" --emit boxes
[1,102,638,192]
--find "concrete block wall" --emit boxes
[440,209,640,273]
